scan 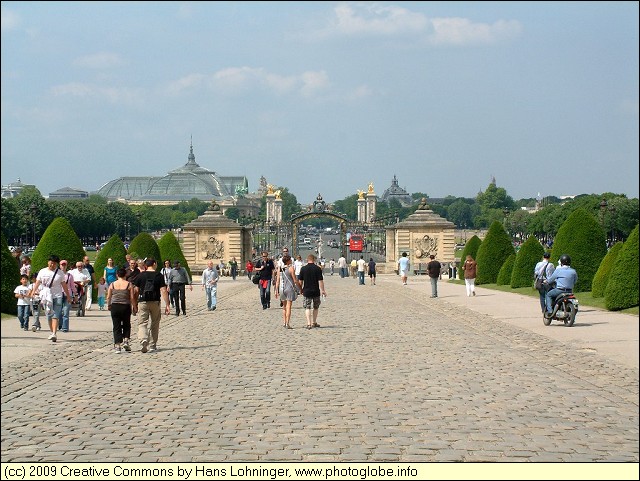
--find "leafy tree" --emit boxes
[591,242,624,298]
[510,235,545,288]
[475,221,515,284]
[551,208,606,292]
[127,232,161,263]
[158,231,191,277]
[460,235,482,267]
[1,232,20,315]
[604,225,639,310]
[30,217,86,273]
[332,194,358,220]
[476,181,516,211]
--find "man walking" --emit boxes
[30,255,71,342]
[534,252,555,313]
[298,254,327,330]
[337,255,348,278]
[133,258,170,353]
[427,254,442,298]
[168,260,192,316]
[254,251,275,309]
[202,260,219,311]
[357,255,366,285]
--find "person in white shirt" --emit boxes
[30,255,71,342]
[337,255,348,278]
[356,256,367,285]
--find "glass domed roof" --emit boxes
[145,144,231,198]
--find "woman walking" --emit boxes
[106,268,137,353]
[103,258,118,287]
[462,255,477,297]
[274,255,302,329]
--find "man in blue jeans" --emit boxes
[201,260,219,311]
[30,255,71,343]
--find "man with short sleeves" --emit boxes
[397,252,410,286]
[254,251,275,310]
[298,254,327,330]
[30,255,71,342]
[83,256,96,310]
[201,260,219,311]
[133,258,170,353]
[427,254,442,298]
[168,260,192,316]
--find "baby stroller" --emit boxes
[30,294,42,331]
[72,282,87,317]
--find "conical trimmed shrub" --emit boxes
[591,242,624,298]
[604,224,639,311]
[551,208,606,292]
[511,236,545,288]
[497,254,515,286]
[475,221,515,284]
[1,233,20,315]
[127,232,161,264]
[30,217,86,273]
[460,235,482,268]
[158,231,191,277]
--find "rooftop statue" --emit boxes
[357,190,365,200]
[368,182,374,194]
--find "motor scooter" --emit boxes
[543,291,578,327]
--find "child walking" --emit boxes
[14,274,31,331]
[97,277,107,310]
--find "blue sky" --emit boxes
[2,1,638,205]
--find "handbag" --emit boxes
[252,273,260,285]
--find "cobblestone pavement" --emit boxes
[1,275,638,462]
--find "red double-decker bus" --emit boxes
[349,235,364,252]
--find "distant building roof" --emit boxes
[1,178,35,198]
[95,142,248,204]
[381,175,414,207]
[48,187,89,199]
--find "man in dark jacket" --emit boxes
[427,255,442,298]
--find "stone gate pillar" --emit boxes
[357,191,366,222]
[366,182,376,222]
[384,198,455,274]
[182,200,252,274]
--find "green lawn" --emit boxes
[448,279,638,315]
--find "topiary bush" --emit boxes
[510,235,545,288]
[30,217,86,273]
[475,221,515,284]
[497,254,515,286]
[1,232,20,315]
[604,224,639,311]
[93,235,128,297]
[127,232,161,264]
[551,208,606,292]
[158,231,191,277]
[460,235,482,269]
[591,242,624,298]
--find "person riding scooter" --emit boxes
[544,254,578,318]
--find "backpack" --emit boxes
[142,275,156,302]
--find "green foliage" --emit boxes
[332,194,358,220]
[605,225,639,311]
[30,217,86,273]
[510,236,545,288]
[551,208,606,292]
[127,232,161,263]
[1,233,20,315]
[496,254,515,286]
[591,242,624,298]
[460,235,482,266]
[475,182,516,211]
[475,221,515,284]
[158,231,191,277]
[94,235,128,284]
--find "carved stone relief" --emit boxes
[414,234,438,259]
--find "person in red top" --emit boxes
[245,260,254,280]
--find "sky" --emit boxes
[1,1,638,206]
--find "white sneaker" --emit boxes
[113,347,121,354]
[148,345,157,353]
[48,333,57,342]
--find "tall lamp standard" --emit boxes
[30,203,38,248]
[599,198,616,245]
[502,207,511,242]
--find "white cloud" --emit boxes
[429,17,522,45]
[73,52,123,69]
[168,67,329,97]
[1,8,20,32]
[51,82,142,104]
[316,3,521,45]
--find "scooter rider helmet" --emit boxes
[559,254,571,266]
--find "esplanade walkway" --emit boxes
[1,274,638,463]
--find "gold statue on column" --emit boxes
[274,190,282,199]
[368,182,374,194]
[357,190,365,200]
[267,184,274,195]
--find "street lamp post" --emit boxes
[30,203,38,248]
